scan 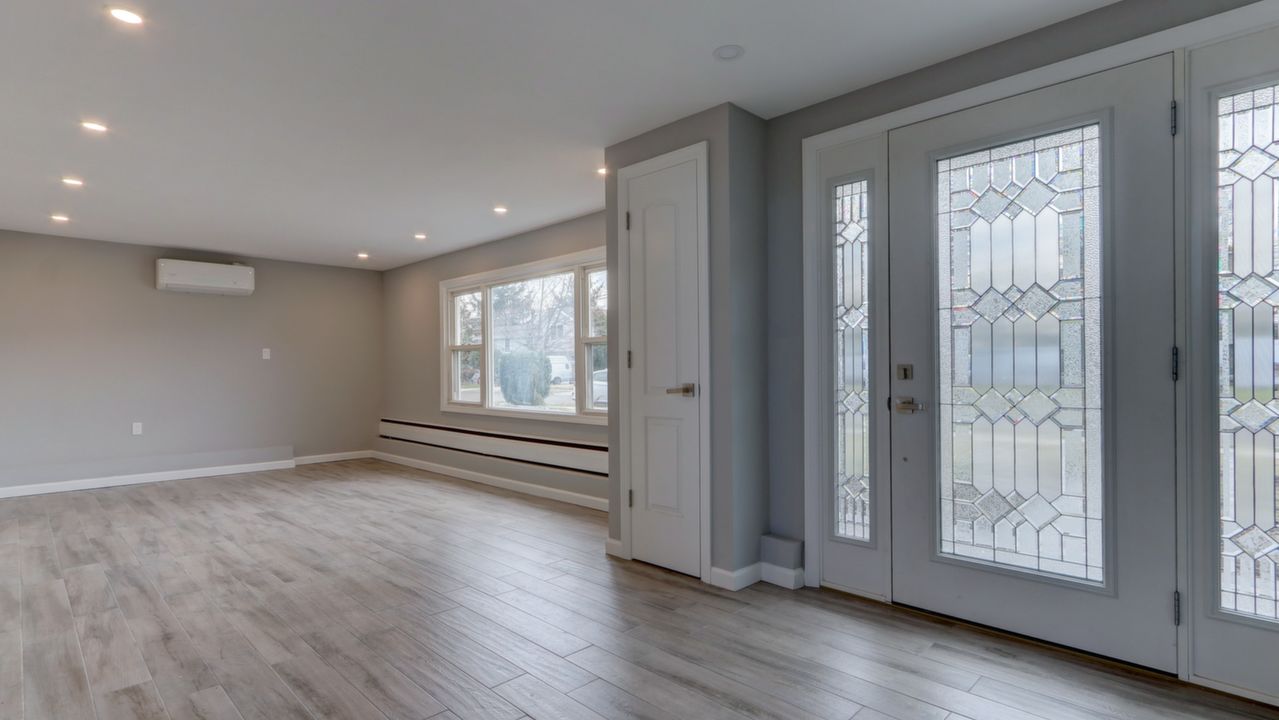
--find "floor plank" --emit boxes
[272,643,390,719]
[300,627,447,720]
[494,674,606,720]
[76,608,153,694]
[22,631,96,720]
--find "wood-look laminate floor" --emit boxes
[1,459,1275,720]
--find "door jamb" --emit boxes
[616,141,712,583]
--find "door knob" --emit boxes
[665,383,696,397]
[894,397,926,414]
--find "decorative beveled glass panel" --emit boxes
[937,125,1104,582]
[1217,85,1279,622]
[834,180,871,541]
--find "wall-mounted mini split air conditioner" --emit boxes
[156,259,255,296]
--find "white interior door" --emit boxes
[888,55,1179,671]
[1188,25,1279,705]
[811,134,893,599]
[620,143,708,578]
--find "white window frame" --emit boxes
[439,247,607,425]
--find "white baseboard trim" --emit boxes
[0,459,296,500]
[372,451,609,512]
[709,563,762,591]
[295,451,373,465]
[605,537,628,559]
[761,563,805,590]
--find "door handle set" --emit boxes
[665,383,697,397]
[893,397,927,414]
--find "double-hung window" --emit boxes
[442,248,607,423]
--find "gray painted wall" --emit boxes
[763,0,1262,548]
[0,230,382,488]
[375,211,608,501]
[604,103,770,571]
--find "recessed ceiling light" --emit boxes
[713,44,744,61]
[597,167,608,176]
[62,177,84,187]
[414,233,427,240]
[50,214,70,223]
[357,252,369,260]
[81,120,109,133]
[493,206,508,215]
[108,7,144,25]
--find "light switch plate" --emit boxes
[132,422,143,436]
[262,348,271,360]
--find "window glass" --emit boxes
[937,124,1104,583]
[587,268,608,337]
[451,350,481,403]
[833,179,871,541]
[586,343,608,411]
[1216,84,1279,621]
[490,272,577,413]
[453,291,482,345]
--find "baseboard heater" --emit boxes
[378,419,607,476]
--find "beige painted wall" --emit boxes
[376,211,607,500]
[0,230,382,488]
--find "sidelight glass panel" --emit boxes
[937,125,1104,582]
[1218,85,1279,622]
[834,179,871,541]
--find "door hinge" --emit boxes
[1171,346,1180,382]
[1174,590,1182,626]
[625,211,631,230]
[628,489,633,507]
[627,350,632,368]
[1171,100,1178,136]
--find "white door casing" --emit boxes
[889,55,1179,672]
[617,142,711,580]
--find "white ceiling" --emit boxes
[0,0,1118,270]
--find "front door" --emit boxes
[888,55,1180,671]
[620,143,708,578]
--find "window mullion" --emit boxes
[574,265,586,416]
[481,285,492,409]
